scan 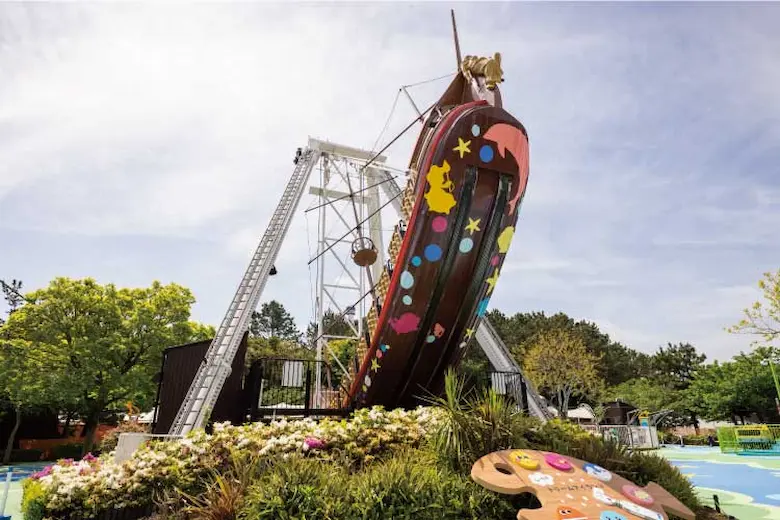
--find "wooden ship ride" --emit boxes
[168,12,531,435]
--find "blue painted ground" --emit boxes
[0,463,50,482]
[667,458,780,506]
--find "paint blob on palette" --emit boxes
[470,449,696,520]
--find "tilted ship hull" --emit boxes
[348,64,530,408]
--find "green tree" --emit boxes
[649,342,706,429]
[246,336,314,367]
[306,309,356,345]
[727,269,780,345]
[249,300,300,341]
[0,277,213,453]
[652,342,706,390]
[688,346,780,423]
[0,279,25,326]
[523,328,602,419]
[487,310,650,387]
[0,340,69,463]
[327,338,358,387]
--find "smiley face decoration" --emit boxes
[470,449,695,520]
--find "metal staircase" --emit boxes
[169,149,319,435]
[476,318,553,421]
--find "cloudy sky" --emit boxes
[1,3,778,361]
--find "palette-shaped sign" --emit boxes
[470,449,695,520]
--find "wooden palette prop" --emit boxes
[470,449,695,520]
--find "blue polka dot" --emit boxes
[459,238,474,254]
[411,256,422,267]
[479,145,494,162]
[424,244,442,262]
[402,295,412,305]
[471,124,480,137]
[477,298,490,317]
[400,271,414,289]
[426,335,436,343]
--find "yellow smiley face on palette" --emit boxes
[509,450,539,470]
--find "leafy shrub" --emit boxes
[241,456,343,518]
[164,450,263,520]
[426,369,536,472]
[241,448,517,520]
[21,479,47,520]
[11,448,43,462]
[99,421,150,453]
[346,448,517,519]
[23,407,442,519]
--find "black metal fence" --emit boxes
[246,357,351,420]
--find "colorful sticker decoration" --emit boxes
[433,323,445,337]
[483,122,530,215]
[485,268,500,295]
[389,313,420,334]
[622,484,655,506]
[528,471,554,487]
[424,161,456,214]
[600,512,628,520]
[411,256,422,267]
[544,453,573,471]
[453,137,472,158]
[465,217,481,234]
[371,358,380,371]
[424,244,442,262]
[426,335,436,343]
[400,271,414,289]
[432,216,448,232]
[402,295,412,305]
[556,506,588,520]
[479,144,494,162]
[459,238,474,253]
[509,450,539,470]
[583,463,613,482]
[490,254,500,266]
[471,124,481,137]
[476,298,490,317]
[497,226,514,253]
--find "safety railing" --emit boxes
[581,425,660,450]
[717,424,780,455]
[246,357,351,420]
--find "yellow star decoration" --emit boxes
[465,328,475,340]
[465,217,481,235]
[485,268,500,295]
[453,137,472,158]
[371,358,380,371]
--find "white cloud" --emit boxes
[1,3,779,363]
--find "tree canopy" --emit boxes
[523,327,602,419]
[0,277,213,452]
[250,300,301,341]
[727,269,780,346]
[487,309,650,387]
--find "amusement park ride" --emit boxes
[169,12,545,436]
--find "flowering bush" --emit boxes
[22,406,443,520]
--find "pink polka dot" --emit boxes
[432,217,448,233]
[490,255,500,266]
[376,351,383,359]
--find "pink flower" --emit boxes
[303,437,326,451]
[82,453,97,463]
[30,465,53,480]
